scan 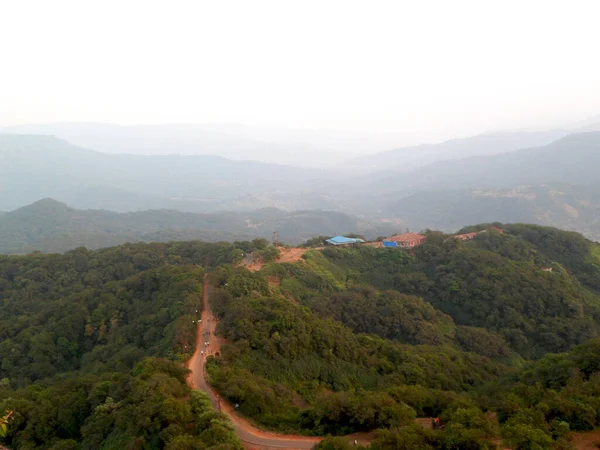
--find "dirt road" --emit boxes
[571,430,600,449]
[187,277,600,450]
[187,275,324,449]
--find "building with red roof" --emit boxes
[386,232,427,248]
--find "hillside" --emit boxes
[202,224,600,447]
[384,184,600,240]
[4,131,600,250]
[371,131,600,194]
[346,128,568,173]
[259,225,600,358]
[0,134,337,213]
[0,199,398,254]
[2,122,403,167]
[2,226,600,448]
[0,240,257,449]
[370,132,600,239]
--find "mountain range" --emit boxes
[5,121,594,171]
[0,134,340,213]
[0,198,397,254]
[371,131,600,193]
[2,126,600,247]
[374,132,600,238]
[1,122,404,167]
[344,128,569,173]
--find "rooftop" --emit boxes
[325,236,365,245]
[388,232,426,243]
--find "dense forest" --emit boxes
[0,239,270,449]
[2,225,600,449]
[205,224,600,448]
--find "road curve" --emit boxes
[187,275,323,449]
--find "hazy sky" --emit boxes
[2,0,600,142]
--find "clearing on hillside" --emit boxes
[244,247,309,271]
[277,247,309,263]
[571,430,600,450]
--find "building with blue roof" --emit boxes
[325,236,365,246]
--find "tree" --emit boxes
[502,424,554,450]
[302,236,330,248]
[0,410,13,438]
[312,436,358,449]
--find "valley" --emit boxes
[3,130,600,251]
[2,123,600,450]
[5,4,600,448]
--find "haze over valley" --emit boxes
[4,1,600,449]
[2,123,600,249]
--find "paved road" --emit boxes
[188,275,322,449]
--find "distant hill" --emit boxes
[1,122,403,167]
[371,131,600,193]
[383,184,600,240]
[345,129,568,173]
[4,131,600,242]
[0,199,397,254]
[372,132,600,239]
[0,134,338,212]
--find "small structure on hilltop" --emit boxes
[325,236,365,246]
[454,232,478,241]
[455,226,503,241]
[384,232,427,248]
[541,267,553,272]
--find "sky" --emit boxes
[2,0,600,143]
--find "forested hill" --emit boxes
[205,224,600,447]
[296,224,600,357]
[0,240,262,449]
[2,225,600,448]
[382,184,600,241]
[0,198,396,254]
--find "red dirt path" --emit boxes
[571,430,600,449]
[187,266,600,450]
[187,274,370,449]
[245,247,309,272]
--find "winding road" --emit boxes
[187,259,600,450]
[187,275,326,449]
